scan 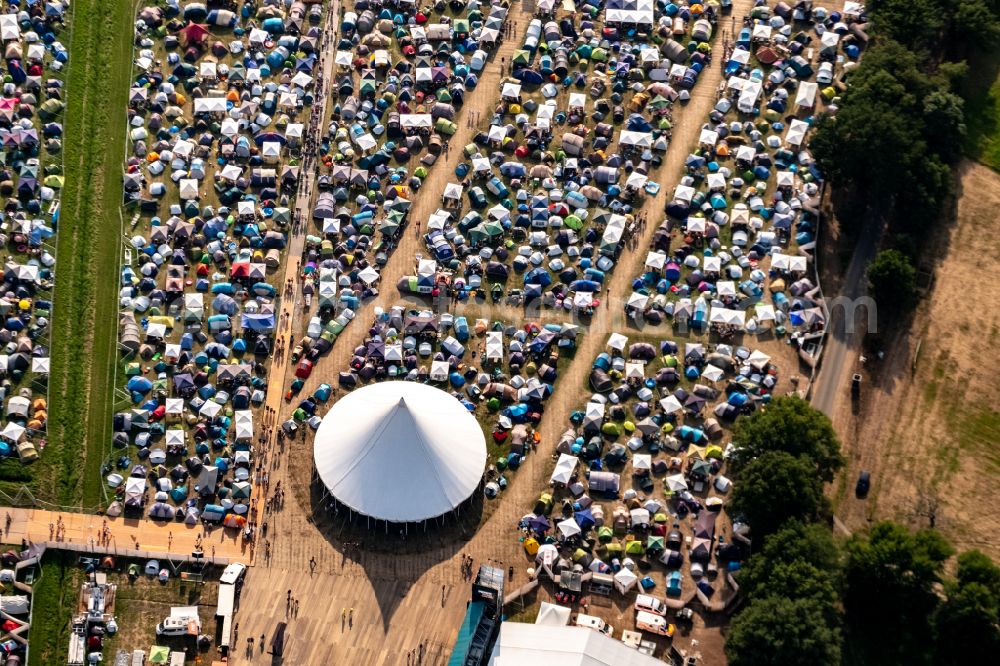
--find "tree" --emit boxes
[922,90,966,162]
[934,550,1000,664]
[867,249,918,314]
[738,521,842,613]
[844,522,954,664]
[810,38,957,235]
[954,550,1000,594]
[730,396,844,482]
[948,0,1000,49]
[726,596,841,666]
[869,0,946,53]
[728,451,827,537]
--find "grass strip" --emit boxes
[29,0,134,507]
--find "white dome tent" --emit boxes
[313,382,487,526]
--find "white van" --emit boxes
[156,616,199,637]
[636,610,675,637]
[634,593,666,616]
[220,562,247,585]
[575,613,613,635]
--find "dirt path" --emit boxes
[247,0,342,563]
[231,4,754,664]
[832,161,1000,559]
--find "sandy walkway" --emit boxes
[1,507,249,564]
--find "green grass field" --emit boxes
[28,550,86,666]
[20,0,136,508]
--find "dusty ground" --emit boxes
[831,161,1000,559]
[94,573,221,664]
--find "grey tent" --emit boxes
[120,313,141,352]
[313,191,336,220]
[589,471,620,493]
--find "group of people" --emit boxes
[48,516,67,541]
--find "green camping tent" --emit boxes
[625,540,645,555]
[149,646,170,665]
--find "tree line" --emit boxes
[810,1,1000,313]
[722,397,1000,665]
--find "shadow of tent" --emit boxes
[306,471,483,632]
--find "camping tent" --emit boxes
[535,602,571,626]
[312,383,487,522]
[551,453,578,485]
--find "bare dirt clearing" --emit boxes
[833,161,1000,559]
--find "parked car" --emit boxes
[856,470,871,498]
[220,562,246,585]
[575,613,612,636]
[636,611,675,637]
[156,616,198,637]
[295,359,314,379]
[635,594,667,616]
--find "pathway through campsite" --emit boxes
[231,3,754,664]
[1,507,249,564]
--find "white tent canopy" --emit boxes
[1,422,25,442]
[535,602,572,626]
[557,517,582,537]
[614,567,639,594]
[618,130,653,148]
[660,395,683,414]
[771,252,808,272]
[710,307,747,327]
[607,332,628,350]
[785,119,809,146]
[486,332,504,361]
[400,114,433,128]
[490,623,664,666]
[312,383,487,522]
[234,410,253,440]
[551,453,578,485]
[644,251,666,270]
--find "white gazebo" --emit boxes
[312,382,487,524]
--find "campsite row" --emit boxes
[112,1,332,523]
[397,1,719,311]
[296,0,518,351]
[0,2,70,466]
[625,1,860,353]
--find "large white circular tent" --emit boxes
[313,382,488,523]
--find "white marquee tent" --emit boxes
[488,623,663,666]
[313,382,487,522]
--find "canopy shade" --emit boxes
[313,382,487,522]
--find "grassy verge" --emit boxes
[28,551,86,666]
[28,0,135,507]
[963,50,1000,169]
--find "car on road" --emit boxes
[856,470,871,498]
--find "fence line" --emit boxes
[0,486,105,515]
[41,540,238,567]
